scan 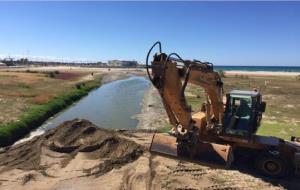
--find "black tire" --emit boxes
[255,153,291,178]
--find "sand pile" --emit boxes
[0,119,144,176]
[0,120,296,190]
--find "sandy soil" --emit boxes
[100,71,131,84]
[136,84,168,130]
[4,65,299,77]
[4,66,147,77]
[1,67,300,189]
[225,71,300,77]
[0,119,299,190]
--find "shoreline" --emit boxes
[0,72,133,147]
[12,72,134,145]
[136,84,168,130]
[0,79,101,147]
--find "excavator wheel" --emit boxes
[255,153,291,178]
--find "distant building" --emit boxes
[0,62,6,67]
[2,58,15,66]
[107,60,138,67]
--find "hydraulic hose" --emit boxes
[146,41,162,84]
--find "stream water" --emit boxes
[16,76,150,143]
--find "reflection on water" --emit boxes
[44,76,150,130]
[16,76,150,144]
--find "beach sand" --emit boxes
[225,70,300,76]
[136,84,168,130]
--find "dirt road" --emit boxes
[0,119,298,190]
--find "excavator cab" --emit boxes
[224,90,266,138]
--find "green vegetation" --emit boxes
[185,84,205,112]
[234,74,249,79]
[47,71,60,78]
[257,122,300,140]
[186,96,203,111]
[218,70,226,78]
[181,75,300,140]
[157,123,173,133]
[0,79,101,147]
[0,70,89,124]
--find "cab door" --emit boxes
[224,94,252,137]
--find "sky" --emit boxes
[0,1,300,66]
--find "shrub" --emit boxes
[48,72,56,78]
[75,83,82,89]
[218,70,226,78]
[25,70,38,73]
[32,95,50,104]
[234,74,248,79]
[18,83,31,89]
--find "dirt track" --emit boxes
[0,119,299,190]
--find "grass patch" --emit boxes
[156,123,173,133]
[185,84,205,112]
[18,83,31,89]
[0,78,101,147]
[186,96,203,112]
[183,75,300,140]
[257,122,300,140]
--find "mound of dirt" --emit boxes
[0,119,144,176]
[0,119,297,190]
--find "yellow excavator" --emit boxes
[146,42,300,178]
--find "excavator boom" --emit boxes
[147,42,233,166]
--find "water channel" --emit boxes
[17,76,150,143]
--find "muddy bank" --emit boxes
[101,72,129,84]
[136,84,168,130]
[100,68,147,84]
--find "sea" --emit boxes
[213,66,300,72]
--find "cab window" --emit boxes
[225,95,252,136]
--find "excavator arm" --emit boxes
[147,42,233,166]
[148,50,224,136]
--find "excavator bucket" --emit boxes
[150,133,178,157]
[150,133,234,167]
